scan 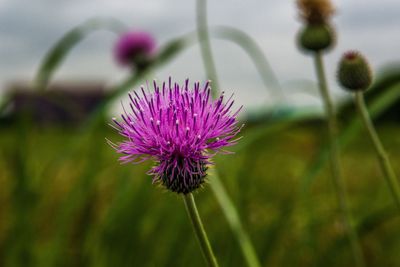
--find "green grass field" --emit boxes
[1,118,399,267]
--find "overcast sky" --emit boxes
[0,0,399,111]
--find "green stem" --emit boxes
[313,51,365,267]
[354,92,400,211]
[196,0,219,97]
[183,193,219,267]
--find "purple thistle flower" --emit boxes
[114,31,156,67]
[108,78,243,194]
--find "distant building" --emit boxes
[1,82,107,126]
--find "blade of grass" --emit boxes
[3,120,36,267]
[300,83,400,194]
[196,1,261,266]
[196,0,219,96]
[298,82,400,266]
[34,17,126,91]
[208,167,261,267]
[210,26,285,102]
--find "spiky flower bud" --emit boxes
[337,51,373,91]
[298,24,335,52]
[297,0,335,25]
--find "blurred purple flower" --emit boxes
[114,31,156,67]
[108,78,243,194]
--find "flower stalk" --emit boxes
[314,51,365,267]
[183,193,219,267]
[109,78,242,265]
[354,92,400,211]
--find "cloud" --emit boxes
[0,0,399,109]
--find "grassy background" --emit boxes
[0,118,399,267]
[1,4,399,266]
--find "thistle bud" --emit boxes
[114,31,156,70]
[297,0,335,25]
[160,159,208,194]
[337,51,372,91]
[298,24,335,52]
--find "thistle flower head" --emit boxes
[114,31,156,68]
[337,51,373,92]
[108,78,243,194]
[297,0,335,25]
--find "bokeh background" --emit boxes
[1,0,400,107]
[0,0,400,266]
